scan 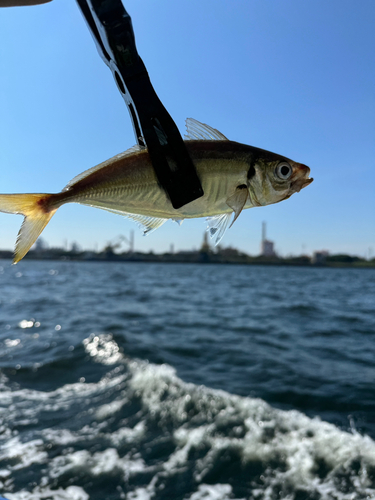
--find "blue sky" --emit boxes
[0,0,374,257]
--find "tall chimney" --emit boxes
[262,221,266,243]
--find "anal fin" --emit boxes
[88,205,168,235]
[126,214,168,235]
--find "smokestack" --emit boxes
[262,221,266,243]
[130,230,134,253]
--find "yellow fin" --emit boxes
[0,194,56,264]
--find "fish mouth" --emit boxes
[297,177,314,191]
[291,164,313,193]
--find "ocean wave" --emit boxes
[1,334,375,500]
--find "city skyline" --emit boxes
[10,221,374,262]
[0,1,374,258]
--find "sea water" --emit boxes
[0,260,374,500]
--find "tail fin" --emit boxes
[0,194,56,264]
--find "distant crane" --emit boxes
[103,231,134,255]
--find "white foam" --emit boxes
[48,448,146,481]
[0,372,127,426]
[128,359,375,499]
[95,398,127,420]
[2,334,375,500]
[5,486,89,500]
[164,425,209,472]
[0,468,11,490]
[83,333,123,365]
[41,428,80,446]
[0,437,48,470]
[110,420,146,446]
[125,488,153,500]
[187,484,242,500]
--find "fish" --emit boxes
[0,119,313,263]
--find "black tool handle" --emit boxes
[76,0,203,209]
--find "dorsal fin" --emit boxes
[63,145,145,192]
[185,118,229,141]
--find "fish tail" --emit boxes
[0,193,57,264]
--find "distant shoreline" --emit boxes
[0,249,374,268]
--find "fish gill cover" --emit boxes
[1,333,375,500]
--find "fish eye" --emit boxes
[276,162,292,180]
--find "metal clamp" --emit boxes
[76,0,204,209]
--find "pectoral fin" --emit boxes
[205,186,249,246]
[226,185,249,227]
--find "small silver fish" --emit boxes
[0,119,313,263]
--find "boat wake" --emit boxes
[1,333,375,500]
